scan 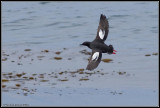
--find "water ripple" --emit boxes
[39,2,51,5]
[5,18,33,24]
[44,22,69,27]
[109,15,130,19]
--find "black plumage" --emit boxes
[81,14,116,70]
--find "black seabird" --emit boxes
[81,14,116,71]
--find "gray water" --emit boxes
[2,2,158,50]
[2,1,158,106]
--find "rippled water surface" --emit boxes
[2,1,158,106]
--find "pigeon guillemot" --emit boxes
[81,14,116,71]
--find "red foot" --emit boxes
[113,50,117,54]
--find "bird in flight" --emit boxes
[81,14,116,71]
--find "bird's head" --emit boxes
[80,41,91,48]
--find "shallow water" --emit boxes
[2,1,158,106]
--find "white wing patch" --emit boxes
[99,29,105,40]
[92,52,99,61]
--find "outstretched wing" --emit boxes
[86,50,102,71]
[95,14,109,42]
